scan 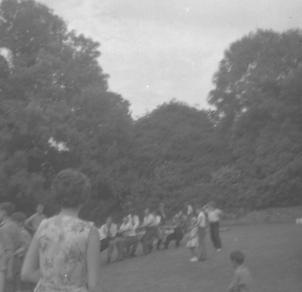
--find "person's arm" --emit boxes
[24,215,35,232]
[87,227,101,292]
[21,232,41,283]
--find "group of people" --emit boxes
[0,202,46,292]
[0,168,252,292]
[98,201,224,264]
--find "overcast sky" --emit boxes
[39,0,302,118]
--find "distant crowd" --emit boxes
[98,201,223,263]
[0,168,252,292]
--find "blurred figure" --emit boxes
[118,214,139,259]
[186,216,199,262]
[164,211,186,249]
[0,231,6,292]
[206,201,223,251]
[228,251,252,292]
[98,216,118,263]
[196,206,207,261]
[21,169,100,292]
[24,204,46,235]
[158,202,167,224]
[141,209,157,255]
[11,212,33,292]
[185,203,194,218]
[0,202,22,292]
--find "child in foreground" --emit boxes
[228,250,252,292]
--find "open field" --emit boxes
[99,224,302,292]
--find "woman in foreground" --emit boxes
[21,169,100,292]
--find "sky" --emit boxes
[39,0,302,118]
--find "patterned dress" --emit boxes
[34,214,93,292]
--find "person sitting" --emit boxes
[118,215,139,259]
[141,209,157,255]
[164,211,186,249]
[21,169,100,292]
[98,216,118,263]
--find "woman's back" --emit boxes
[35,214,92,292]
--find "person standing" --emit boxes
[186,217,199,262]
[24,204,46,235]
[0,202,22,292]
[21,169,100,292]
[196,206,207,261]
[206,201,223,251]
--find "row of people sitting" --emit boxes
[98,208,187,263]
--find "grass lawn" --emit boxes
[99,224,302,292]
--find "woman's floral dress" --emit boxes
[34,215,93,292]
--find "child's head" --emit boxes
[230,250,245,267]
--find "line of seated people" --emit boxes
[98,208,188,263]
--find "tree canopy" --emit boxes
[0,1,301,220]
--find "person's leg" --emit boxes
[174,227,183,248]
[164,233,173,249]
[198,227,207,261]
[129,236,138,257]
[213,222,222,250]
[209,223,216,248]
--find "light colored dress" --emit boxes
[186,225,199,248]
[34,214,93,292]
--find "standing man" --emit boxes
[24,204,46,235]
[196,206,207,261]
[206,201,223,251]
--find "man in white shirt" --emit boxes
[206,201,222,251]
[98,216,118,263]
[196,206,207,261]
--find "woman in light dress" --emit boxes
[186,216,199,262]
[21,169,100,292]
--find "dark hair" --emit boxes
[230,250,245,265]
[51,169,91,208]
[11,212,27,223]
[0,202,15,216]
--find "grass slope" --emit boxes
[99,224,302,292]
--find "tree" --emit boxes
[208,29,302,208]
[0,0,132,216]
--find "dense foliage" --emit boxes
[0,0,301,220]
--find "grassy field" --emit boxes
[99,224,302,292]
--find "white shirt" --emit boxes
[143,214,156,227]
[154,215,161,226]
[98,223,117,240]
[207,209,222,222]
[120,219,137,237]
[197,211,206,228]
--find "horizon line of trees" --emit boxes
[0,0,301,222]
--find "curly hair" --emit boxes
[51,169,91,208]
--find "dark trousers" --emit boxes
[209,222,222,249]
[164,227,183,248]
[100,238,110,252]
